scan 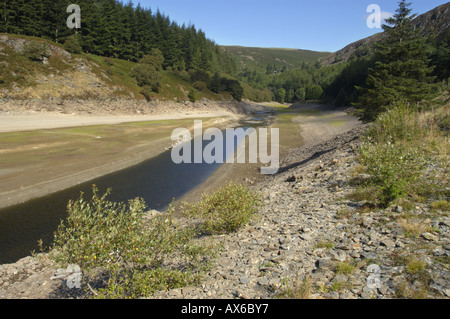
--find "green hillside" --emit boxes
[221,45,330,72]
[0,34,234,102]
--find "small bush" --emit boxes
[64,35,83,54]
[306,84,323,100]
[182,183,262,235]
[50,186,214,298]
[335,262,356,275]
[130,64,161,91]
[103,57,114,66]
[353,104,447,208]
[406,259,427,275]
[431,200,450,211]
[189,70,210,83]
[188,89,196,102]
[140,48,164,71]
[192,81,208,92]
[278,276,312,299]
[24,41,49,62]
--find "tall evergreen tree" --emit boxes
[357,0,435,120]
[432,29,450,85]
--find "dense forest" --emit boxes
[0,0,237,75]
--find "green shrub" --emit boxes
[130,64,162,91]
[23,41,49,62]
[188,89,196,103]
[358,140,425,207]
[139,48,165,71]
[182,183,262,235]
[50,186,214,298]
[354,104,446,208]
[306,84,323,100]
[192,81,208,92]
[64,35,83,54]
[189,70,211,83]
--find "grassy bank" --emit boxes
[349,102,449,209]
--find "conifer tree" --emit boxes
[357,0,435,120]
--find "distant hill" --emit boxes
[221,46,330,72]
[321,2,450,66]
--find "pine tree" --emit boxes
[357,0,435,120]
[432,29,450,85]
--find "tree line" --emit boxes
[0,0,238,75]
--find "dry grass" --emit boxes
[278,276,313,299]
[396,218,429,238]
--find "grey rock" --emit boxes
[421,232,439,242]
[333,274,349,283]
[360,251,378,260]
[324,291,340,299]
[380,239,396,248]
[340,292,357,299]
[316,258,335,271]
[300,233,312,241]
[257,278,270,286]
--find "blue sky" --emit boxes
[131,1,448,52]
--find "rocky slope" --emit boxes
[152,125,449,299]
[1,124,448,299]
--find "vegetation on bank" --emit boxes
[0,33,245,102]
[345,1,449,209]
[350,103,449,209]
[48,183,261,298]
[182,182,262,235]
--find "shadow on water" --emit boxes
[0,130,247,264]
